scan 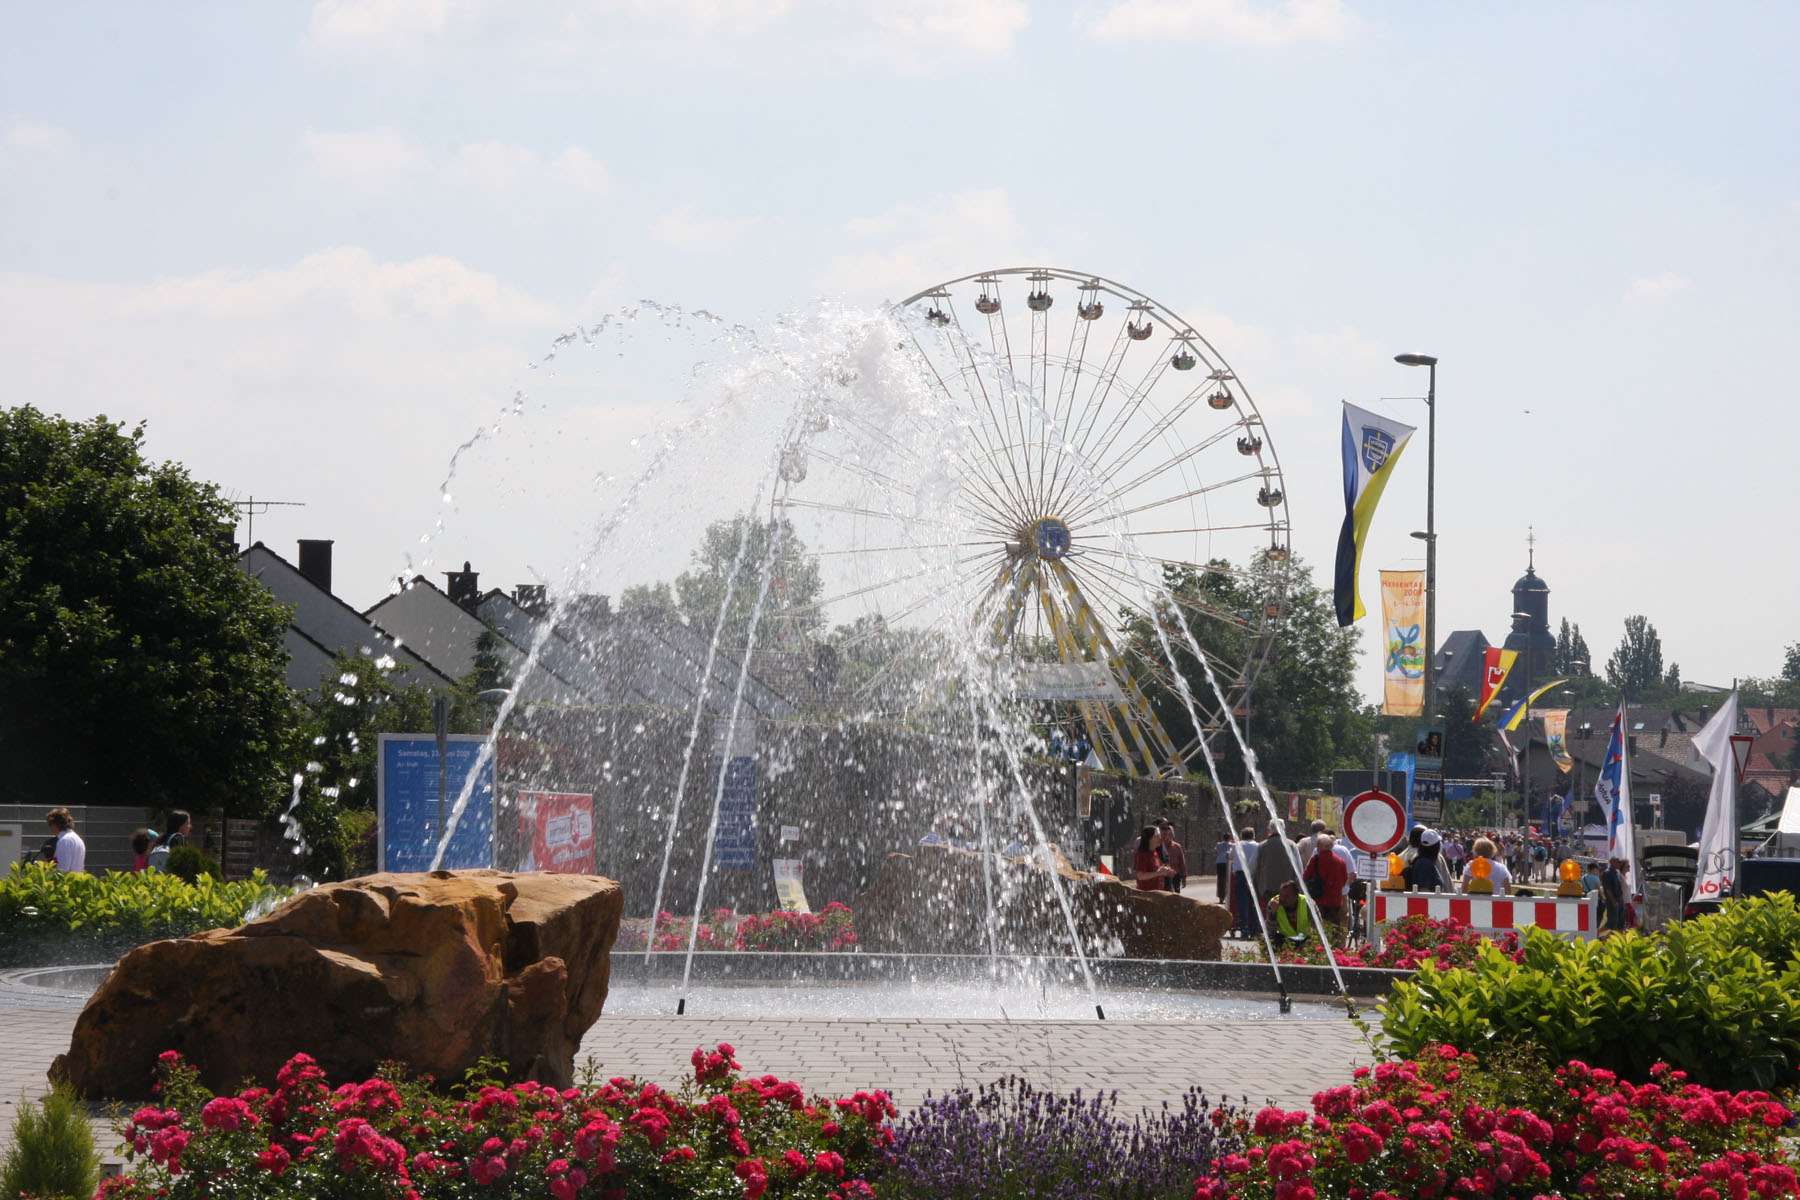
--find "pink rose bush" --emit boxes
[1192,1045,1799,1200]
[104,1043,892,1199]
[615,904,858,954]
[1228,916,1525,971]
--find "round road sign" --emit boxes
[1343,789,1406,855]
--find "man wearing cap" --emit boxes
[1408,828,1445,892]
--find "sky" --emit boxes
[3,0,1797,710]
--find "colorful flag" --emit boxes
[1495,679,1570,732]
[1380,570,1425,716]
[1333,403,1416,627]
[1690,689,1739,905]
[1542,709,1573,771]
[1472,647,1518,722]
[1595,703,1636,867]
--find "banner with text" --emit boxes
[1380,570,1426,716]
[1543,710,1574,771]
[518,791,595,874]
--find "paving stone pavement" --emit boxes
[0,982,1376,1162]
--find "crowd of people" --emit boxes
[1209,819,1641,944]
[29,807,193,875]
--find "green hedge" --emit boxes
[1379,894,1800,1092]
[0,863,290,966]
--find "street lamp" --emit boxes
[1395,353,1438,720]
[1512,610,1534,831]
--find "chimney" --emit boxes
[446,561,480,610]
[514,584,548,616]
[296,539,334,594]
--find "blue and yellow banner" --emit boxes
[1495,679,1570,732]
[1333,403,1416,627]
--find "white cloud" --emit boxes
[1622,271,1688,316]
[309,0,1026,73]
[1084,0,1355,46]
[118,247,563,324]
[651,204,759,251]
[303,129,612,197]
[2,119,77,155]
[822,188,1039,304]
[0,250,641,612]
[300,126,433,191]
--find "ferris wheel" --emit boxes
[770,267,1291,779]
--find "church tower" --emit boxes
[1498,534,1555,705]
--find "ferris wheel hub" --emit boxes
[1025,516,1073,560]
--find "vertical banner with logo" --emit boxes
[518,791,595,873]
[772,859,811,913]
[712,719,758,870]
[1473,647,1518,722]
[1380,570,1426,716]
[1542,710,1573,772]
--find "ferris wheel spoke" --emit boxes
[902,326,1039,525]
[1069,544,1270,589]
[1112,468,1270,520]
[918,302,1044,521]
[1059,423,1242,528]
[1052,346,1175,520]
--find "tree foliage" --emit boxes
[1122,554,1371,789]
[620,514,822,647]
[1604,614,1665,696]
[0,407,297,817]
[292,649,491,879]
[1435,685,1492,779]
[1553,618,1593,677]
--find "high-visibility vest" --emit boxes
[1271,900,1313,940]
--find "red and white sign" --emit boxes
[1342,789,1406,854]
[1373,892,1598,941]
[519,791,595,874]
[1730,735,1754,784]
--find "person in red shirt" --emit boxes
[1303,833,1351,941]
[1132,827,1173,891]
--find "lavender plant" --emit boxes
[882,1075,1244,1199]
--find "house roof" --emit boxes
[1434,629,1491,698]
[240,543,454,692]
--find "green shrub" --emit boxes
[0,863,291,966]
[164,843,221,883]
[0,1085,101,1200]
[1379,895,1800,1091]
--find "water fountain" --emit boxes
[377,271,1370,1020]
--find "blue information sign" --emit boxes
[379,734,496,871]
[713,756,757,869]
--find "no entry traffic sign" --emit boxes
[1343,789,1406,855]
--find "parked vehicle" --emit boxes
[1681,855,1800,920]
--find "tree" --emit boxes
[620,514,823,648]
[0,407,298,816]
[1122,554,1371,789]
[1783,642,1800,683]
[292,649,489,879]
[1604,614,1665,696]
[1553,619,1593,677]
[1435,686,1491,779]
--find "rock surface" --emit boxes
[853,848,1231,960]
[52,870,622,1099]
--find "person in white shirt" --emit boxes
[1459,835,1512,896]
[46,807,86,873]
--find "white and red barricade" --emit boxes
[1372,892,1598,942]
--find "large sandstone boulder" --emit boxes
[854,848,1231,960]
[53,870,622,1100]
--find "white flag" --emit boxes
[1690,690,1739,905]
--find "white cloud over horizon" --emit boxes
[301,128,613,197]
[308,0,1028,73]
[2,117,77,155]
[821,189,1039,303]
[1622,271,1689,316]
[1084,0,1355,45]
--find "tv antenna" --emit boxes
[228,496,306,547]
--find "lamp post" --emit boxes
[1511,610,1534,831]
[1396,353,1438,721]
